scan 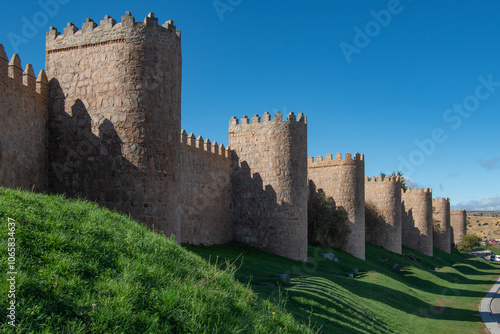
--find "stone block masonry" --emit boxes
[179,130,232,245]
[365,175,402,254]
[0,10,462,262]
[433,197,451,253]
[450,209,467,246]
[229,112,308,261]
[307,153,365,260]
[0,45,49,191]
[401,188,433,256]
[45,12,183,239]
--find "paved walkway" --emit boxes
[480,276,500,334]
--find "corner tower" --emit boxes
[307,153,365,260]
[45,12,182,238]
[229,111,308,261]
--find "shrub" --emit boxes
[307,191,350,249]
[457,234,482,252]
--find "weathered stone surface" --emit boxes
[401,188,433,256]
[365,175,402,254]
[307,153,365,260]
[229,111,308,261]
[0,47,49,191]
[433,198,451,253]
[179,133,232,245]
[45,12,182,238]
[450,209,467,246]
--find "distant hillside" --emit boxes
[466,213,500,241]
[467,210,500,217]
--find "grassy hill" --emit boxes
[0,188,312,333]
[1,188,499,333]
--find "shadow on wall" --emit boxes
[231,156,308,260]
[48,79,148,225]
[231,158,279,245]
[401,202,432,255]
[307,180,350,251]
[365,202,397,250]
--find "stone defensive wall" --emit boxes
[45,12,183,238]
[0,45,49,191]
[179,130,232,245]
[432,197,451,253]
[228,111,308,261]
[450,209,467,246]
[307,153,365,260]
[401,188,433,256]
[364,175,402,254]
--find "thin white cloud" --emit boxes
[452,197,500,210]
[404,177,420,189]
[479,157,500,170]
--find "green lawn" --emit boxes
[1,187,498,333]
[0,188,312,333]
[186,241,500,333]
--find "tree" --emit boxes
[379,171,408,190]
[456,234,482,252]
[308,191,350,249]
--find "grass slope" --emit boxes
[186,242,500,334]
[0,188,313,333]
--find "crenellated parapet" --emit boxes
[365,174,402,254]
[432,197,451,253]
[450,209,467,246]
[229,110,307,127]
[0,44,49,97]
[307,152,365,259]
[401,188,433,256]
[46,12,180,53]
[307,152,364,167]
[179,131,233,246]
[180,130,231,159]
[0,45,49,191]
[46,11,183,241]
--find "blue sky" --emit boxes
[1,0,499,209]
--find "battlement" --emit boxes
[402,188,432,195]
[365,175,401,183]
[307,152,364,167]
[0,44,48,95]
[46,11,180,52]
[180,130,230,159]
[433,197,450,203]
[229,111,307,127]
[451,209,467,215]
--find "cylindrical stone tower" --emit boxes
[433,198,451,253]
[451,209,467,246]
[401,188,433,256]
[307,152,365,260]
[228,111,308,261]
[365,175,402,254]
[45,12,182,238]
